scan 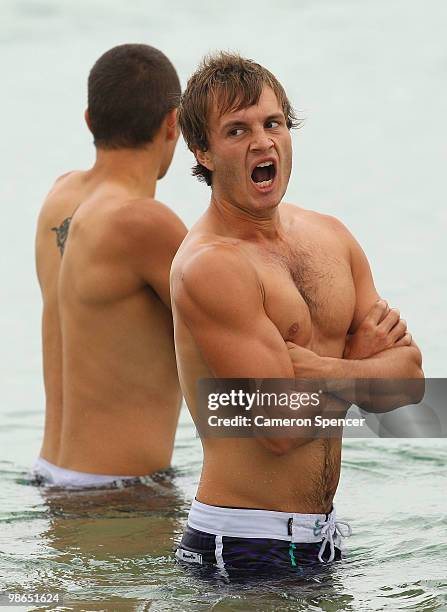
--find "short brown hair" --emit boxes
[178,52,300,186]
[88,44,181,150]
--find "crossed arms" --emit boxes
[174,224,424,431]
[286,219,423,410]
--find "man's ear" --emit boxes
[195,148,215,172]
[165,108,178,141]
[84,109,92,132]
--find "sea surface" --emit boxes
[0,1,446,610]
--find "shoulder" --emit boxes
[177,239,256,283]
[36,171,85,245]
[113,197,186,235]
[109,198,187,253]
[45,170,83,203]
[172,239,262,316]
[38,171,83,223]
[282,202,357,255]
[282,202,350,234]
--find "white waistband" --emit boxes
[31,457,137,488]
[188,499,352,561]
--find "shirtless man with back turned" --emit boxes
[171,53,423,573]
[33,44,187,488]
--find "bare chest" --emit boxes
[253,239,356,349]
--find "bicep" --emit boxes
[174,251,294,378]
[347,232,381,333]
[189,310,294,378]
[145,245,179,309]
[139,211,187,309]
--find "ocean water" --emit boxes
[1,0,446,610]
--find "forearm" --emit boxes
[326,345,423,379]
[253,387,350,454]
[321,345,424,412]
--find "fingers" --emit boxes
[393,331,412,347]
[379,308,401,333]
[380,301,390,322]
[388,317,407,342]
[364,299,388,325]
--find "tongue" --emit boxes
[251,166,271,183]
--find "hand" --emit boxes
[286,342,327,378]
[344,299,412,360]
[285,342,351,416]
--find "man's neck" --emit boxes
[208,193,284,242]
[89,146,162,198]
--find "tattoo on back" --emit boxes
[51,216,72,256]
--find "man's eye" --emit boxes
[266,120,280,129]
[229,128,244,136]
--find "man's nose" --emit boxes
[249,129,274,152]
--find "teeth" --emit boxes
[256,161,273,168]
[257,179,273,187]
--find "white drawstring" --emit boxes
[315,513,352,563]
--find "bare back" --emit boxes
[171,203,359,512]
[36,171,185,475]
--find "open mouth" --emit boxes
[250,161,276,189]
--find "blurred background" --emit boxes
[0,1,446,610]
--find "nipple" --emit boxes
[286,322,299,340]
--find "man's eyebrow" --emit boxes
[220,119,248,131]
[220,113,285,132]
[265,113,285,122]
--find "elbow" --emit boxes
[396,347,425,405]
[408,346,424,379]
[394,377,425,409]
[408,372,425,405]
[359,376,425,413]
[413,362,424,381]
[407,354,425,405]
